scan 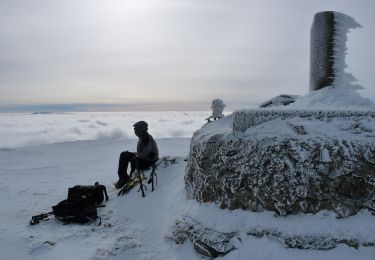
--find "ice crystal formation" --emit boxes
[310,11,361,91]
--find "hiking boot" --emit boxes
[115,179,128,189]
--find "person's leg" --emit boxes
[130,157,152,172]
[116,151,135,188]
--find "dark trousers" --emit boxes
[117,151,152,181]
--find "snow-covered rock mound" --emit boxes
[185,111,375,217]
[259,94,300,108]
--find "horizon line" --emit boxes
[0,102,246,113]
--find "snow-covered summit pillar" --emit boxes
[310,11,361,91]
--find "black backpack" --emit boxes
[52,197,98,224]
[30,182,108,225]
[68,182,108,205]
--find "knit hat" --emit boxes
[133,121,148,131]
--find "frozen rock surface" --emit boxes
[234,109,375,132]
[185,111,375,217]
[167,217,239,258]
[246,228,375,250]
[168,217,375,258]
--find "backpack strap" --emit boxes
[102,185,109,201]
[95,182,109,202]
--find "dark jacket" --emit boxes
[136,133,159,162]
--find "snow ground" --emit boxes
[0,138,374,260]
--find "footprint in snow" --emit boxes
[93,235,140,258]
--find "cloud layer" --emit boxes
[0,111,213,148]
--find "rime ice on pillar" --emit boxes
[211,99,225,118]
[309,11,361,91]
[206,99,225,122]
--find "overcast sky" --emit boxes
[0,0,374,112]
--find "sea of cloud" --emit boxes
[0,111,214,149]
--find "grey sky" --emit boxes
[0,0,374,111]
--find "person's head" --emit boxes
[133,121,148,137]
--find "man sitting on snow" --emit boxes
[115,121,159,189]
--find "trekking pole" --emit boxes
[148,164,158,192]
[134,157,146,197]
[30,212,54,225]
